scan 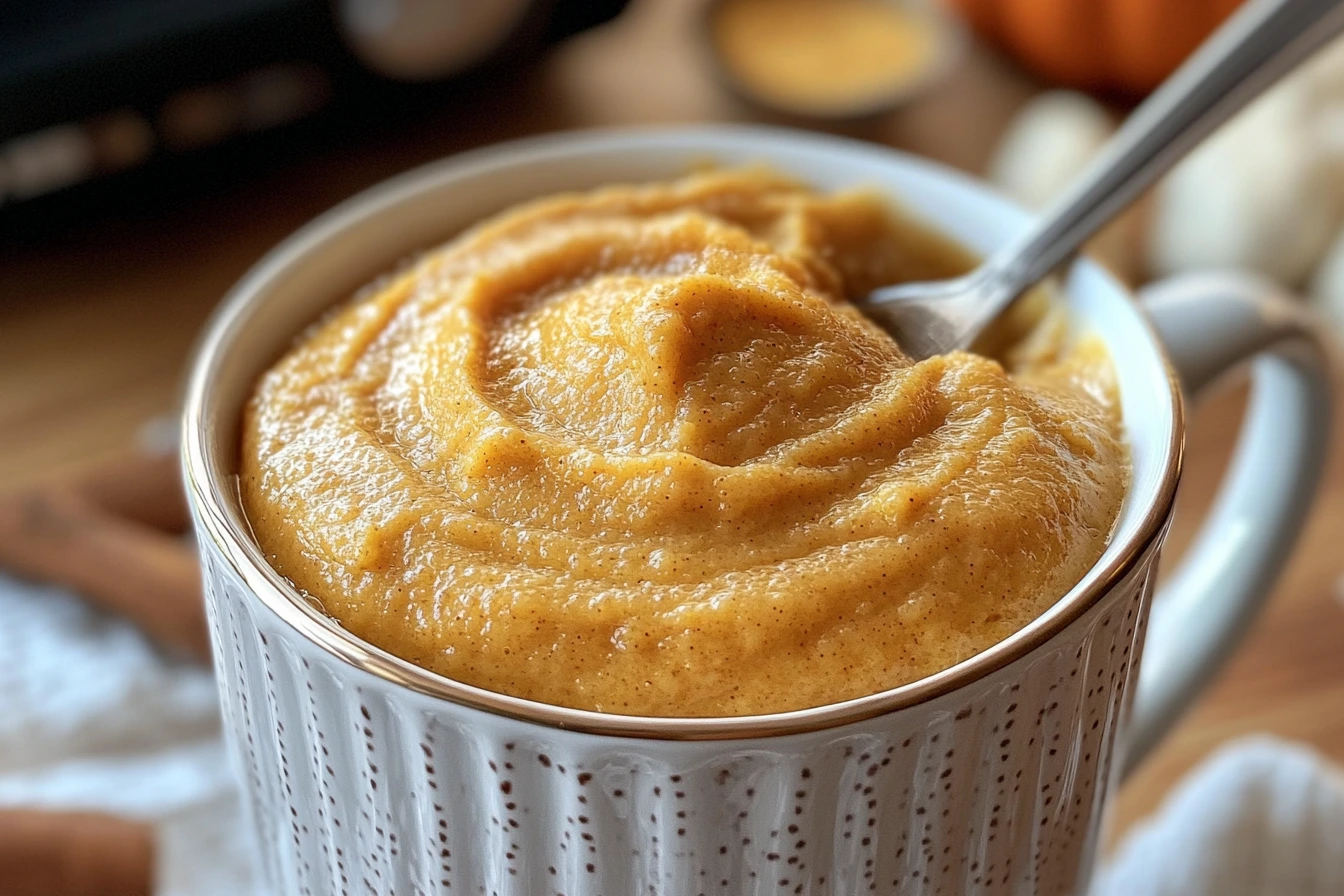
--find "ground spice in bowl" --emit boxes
[707,0,958,119]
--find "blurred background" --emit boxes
[1,0,1342,892]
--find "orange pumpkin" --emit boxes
[947,0,1245,96]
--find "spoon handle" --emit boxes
[988,0,1344,298]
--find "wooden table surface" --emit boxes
[2,0,1341,846]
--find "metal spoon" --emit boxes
[861,0,1344,360]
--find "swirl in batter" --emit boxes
[242,169,1128,716]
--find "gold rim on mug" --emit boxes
[182,126,1187,741]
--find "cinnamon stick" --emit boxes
[0,809,154,896]
[0,452,207,662]
[71,450,191,535]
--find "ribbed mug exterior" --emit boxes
[199,533,1157,896]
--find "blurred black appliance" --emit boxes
[0,0,628,216]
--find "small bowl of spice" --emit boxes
[704,0,964,122]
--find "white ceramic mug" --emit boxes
[183,127,1333,896]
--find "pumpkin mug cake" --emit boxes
[192,128,1330,896]
[240,167,1129,717]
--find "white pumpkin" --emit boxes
[1308,225,1344,334]
[1147,87,1344,285]
[987,91,1150,283]
[988,37,1344,299]
[989,91,1115,209]
[1148,37,1344,285]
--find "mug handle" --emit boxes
[1121,271,1334,778]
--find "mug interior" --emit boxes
[184,125,1182,737]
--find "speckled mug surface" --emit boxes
[183,127,1333,895]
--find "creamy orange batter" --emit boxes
[241,169,1128,717]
